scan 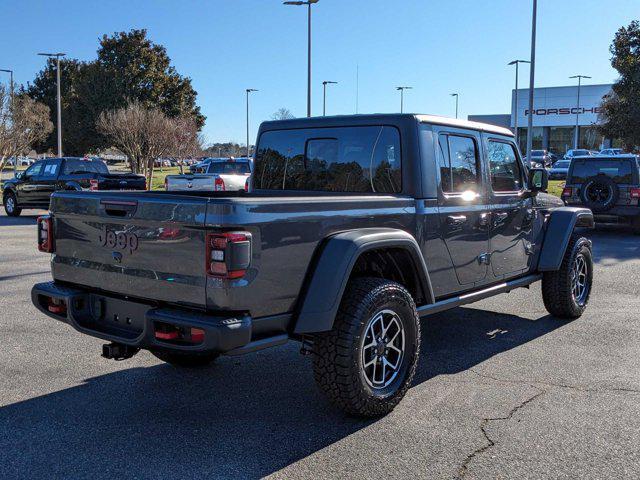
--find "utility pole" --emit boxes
[283,0,319,117]
[508,60,530,147]
[0,68,15,173]
[246,89,258,158]
[525,0,537,161]
[322,80,337,116]
[396,86,412,113]
[38,52,66,157]
[450,93,459,119]
[570,75,591,149]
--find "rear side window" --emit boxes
[208,162,251,175]
[570,159,635,184]
[41,160,60,178]
[254,126,401,193]
[63,159,105,175]
[438,134,479,193]
[487,141,524,192]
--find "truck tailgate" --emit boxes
[49,191,209,308]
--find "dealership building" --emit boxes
[469,83,615,154]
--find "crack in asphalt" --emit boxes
[468,368,640,395]
[456,386,546,479]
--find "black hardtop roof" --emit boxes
[260,113,514,137]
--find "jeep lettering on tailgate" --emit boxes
[98,225,139,254]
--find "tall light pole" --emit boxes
[525,0,537,161]
[508,60,530,147]
[570,74,591,149]
[396,86,412,113]
[246,89,258,158]
[284,0,319,117]
[450,93,459,119]
[38,52,66,157]
[322,80,337,116]
[0,68,15,174]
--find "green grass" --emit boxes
[547,180,564,198]
[150,167,183,190]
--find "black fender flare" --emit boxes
[537,207,594,271]
[293,228,434,334]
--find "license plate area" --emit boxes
[74,294,149,340]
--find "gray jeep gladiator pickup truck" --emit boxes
[32,114,594,417]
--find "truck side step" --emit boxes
[225,334,288,356]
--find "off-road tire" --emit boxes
[312,277,421,417]
[542,235,593,319]
[3,191,21,217]
[151,350,219,368]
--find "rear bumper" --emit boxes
[31,281,253,354]
[592,206,640,223]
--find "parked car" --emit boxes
[599,148,624,156]
[165,158,251,192]
[564,149,593,160]
[5,157,34,167]
[562,154,640,233]
[2,157,146,217]
[190,157,219,174]
[31,114,593,417]
[529,149,553,167]
[548,159,572,180]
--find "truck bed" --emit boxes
[48,190,418,318]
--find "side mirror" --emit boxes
[529,168,548,193]
[15,171,24,180]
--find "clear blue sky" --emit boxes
[0,0,637,145]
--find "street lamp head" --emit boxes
[450,93,459,97]
[38,52,66,57]
[0,69,12,73]
[396,86,412,90]
[323,80,337,85]
[508,59,531,65]
[570,75,591,79]
[246,88,258,93]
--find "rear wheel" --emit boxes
[3,191,21,217]
[312,277,421,417]
[151,350,219,368]
[542,235,593,319]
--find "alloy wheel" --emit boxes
[360,309,405,389]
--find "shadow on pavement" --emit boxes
[0,214,41,227]
[585,228,640,265]
[0,306,565,478]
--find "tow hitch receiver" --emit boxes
[102,342,140,361]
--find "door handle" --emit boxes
[446,215,467,226]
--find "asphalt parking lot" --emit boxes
[1,210,639,479]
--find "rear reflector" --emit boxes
[630,188,640,199]
[214,177,225,191]
[153,323,206,345]
[155,330,180,341]
[89,179,99,191]
[562,187,573,197]
[47,298,66,315]
[37,216,54,253]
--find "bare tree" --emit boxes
[0,85,53,171]
[271,108,295,120]
[98,101,202,188]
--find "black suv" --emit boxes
[562,155,640,233]
[2,157,146,216]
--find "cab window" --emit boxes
[438,134,480,194]
[41,160,61,179]
[487,141,524,192]
[24,162,43,178]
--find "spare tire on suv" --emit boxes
[580,175,619,213]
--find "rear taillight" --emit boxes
[164,177,169,190]
[562,187,573,197]
[89,179,99,191]
[214,177,225,191]
[206,232,251,279]
[37,216,54,253]
[630,187,640,199]
[244,178,249,192]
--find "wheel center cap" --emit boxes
[376,342,386,356]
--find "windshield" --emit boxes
[207,161,251,175]
[570,159,635,184]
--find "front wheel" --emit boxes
[542,235,593,319]
[3,191,21,217]
[313,277,421,417]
